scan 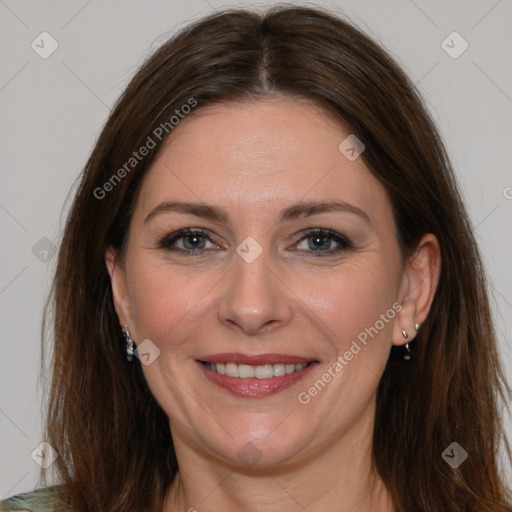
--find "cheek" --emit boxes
[301,258,399,357]
[126,259,210,350]
[295,260,400,422]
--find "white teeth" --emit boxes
[206,361,310,378]
[225,363,239,377]
[255,364,274,379]
[273,364,286,377]
[238,364,255,378]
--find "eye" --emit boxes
[157,227,353,258]
[293,228,353,257]
[157,228,219,256]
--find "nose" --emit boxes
[217,249,294,336]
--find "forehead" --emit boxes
[135,97,390,224]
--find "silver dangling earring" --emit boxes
[123,324,135,361]
[401,328,411,361]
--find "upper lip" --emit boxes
[197,353,316,366]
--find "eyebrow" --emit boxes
[143,200,371,225]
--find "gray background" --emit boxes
[1,0,511,497]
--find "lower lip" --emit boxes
[197,361,318,397]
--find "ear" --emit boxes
[392,233,441,347]
[105,247,133,331]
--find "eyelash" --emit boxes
[157,228,353,258]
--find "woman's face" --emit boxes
[108,97,419,468]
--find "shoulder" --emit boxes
[0,485,69,512]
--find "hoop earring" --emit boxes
[123,324,135,362]
[401,328,411,361]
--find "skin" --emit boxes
[106,96,441,512]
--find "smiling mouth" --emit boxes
[200,361,313,379]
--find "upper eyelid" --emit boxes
[160,228,218,246]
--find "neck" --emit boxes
[163,407,393,512]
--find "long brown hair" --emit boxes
[40,5,512,511]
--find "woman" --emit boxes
[1,5,510,512]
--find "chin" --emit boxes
[197,420,321,470]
